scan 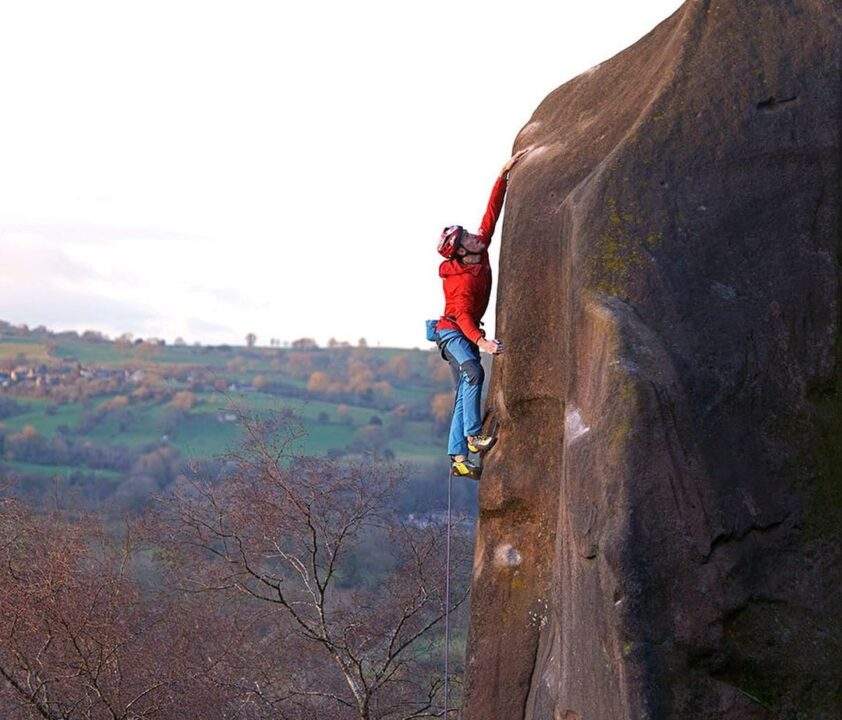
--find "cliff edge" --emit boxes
[464,1,842,718]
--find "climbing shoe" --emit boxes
[467,434,497,454]
[451,457,481,480]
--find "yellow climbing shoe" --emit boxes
[467,434,497,454]
[451,458,481,479]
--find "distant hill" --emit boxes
[0,321,474,514]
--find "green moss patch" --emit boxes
[590,198,662,296]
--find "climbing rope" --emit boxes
[443,462,453,719]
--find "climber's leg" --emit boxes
[447,374,468,457]
[441,334,483,438]
[438,329,491,460]
[447,371,480,478]
[439,329,477,455]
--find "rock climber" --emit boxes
[431,148,529,479]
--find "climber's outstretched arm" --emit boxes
[477,148,530,243]
[476,175,508,243]
[500,148,529,176]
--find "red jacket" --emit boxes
[437,174,508,344]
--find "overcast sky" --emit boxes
[0,0,683,348]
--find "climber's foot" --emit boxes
[451,456,481,480]
[467,434,496,454]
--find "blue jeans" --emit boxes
[437,329,484,457]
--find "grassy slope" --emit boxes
[1,337,446,472]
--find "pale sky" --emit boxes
[0,0,683,348]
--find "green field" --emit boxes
[0,339,54,364]
[0,333,450,489]
[2,459,122,481]
[4,399,84,434]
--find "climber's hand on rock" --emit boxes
[478,338,503,355]
[501,148,530,176]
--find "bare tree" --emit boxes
[245,333,257,348]
[0,499,234,720]
[155,412,470,720]
[0,416,473,720]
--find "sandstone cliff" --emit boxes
[464,1,841,718]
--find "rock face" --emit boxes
[463,1,841,718]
